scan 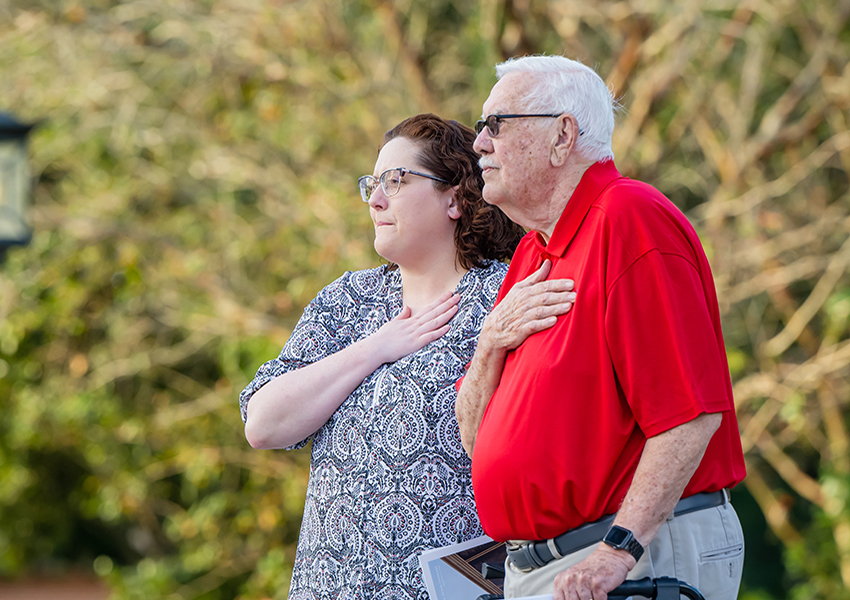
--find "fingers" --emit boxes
[555,572,600,600]
[388,293,460,348]
[486,270,577,350]
[392,293,458,322]
[508,261,575,301]
[422,302,459,332]
[528,278,575,297]
[406,293,461,330]
[532,289,577,313]
[419,323,452,345]
[420,291,460,317]
[502,286,575,328]
[426,293,461,321]
[553,549,627,600]
[521,258,553,286]
[515,260,574,289]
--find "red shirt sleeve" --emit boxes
[605,249,733,438]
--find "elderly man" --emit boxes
[455,56,746,600]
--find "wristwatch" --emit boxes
[602,525,644,562]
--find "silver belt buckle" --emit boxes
[507,542,537,573]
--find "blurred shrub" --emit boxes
[0,0,848,598]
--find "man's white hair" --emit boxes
[495,55,616,163]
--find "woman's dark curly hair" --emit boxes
[380,114,526,270]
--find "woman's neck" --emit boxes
[398,254,468,315]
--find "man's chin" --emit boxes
[482,186,505,208]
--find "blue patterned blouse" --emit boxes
[239,261,507,600]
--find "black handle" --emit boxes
[609,576,706,600]
[609,576,656,598]
[481,562,506,580]
[475,576,706,600]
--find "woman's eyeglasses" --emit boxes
[358,168,449,203]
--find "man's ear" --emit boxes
[550,114,580,167]
[447,185,461,220]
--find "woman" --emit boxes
[239,114,526,600]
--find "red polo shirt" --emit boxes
[470,160,746,542]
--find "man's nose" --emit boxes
[473,127,492,155]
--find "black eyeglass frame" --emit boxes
[358,167,450,203]
[475,113,584,137]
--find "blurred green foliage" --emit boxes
[1,1,849,599]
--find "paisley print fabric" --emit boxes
[239,261,507,600]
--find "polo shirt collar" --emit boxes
[531,160,624,257]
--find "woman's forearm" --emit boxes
[244,336,386,449]
[244,293,462,449]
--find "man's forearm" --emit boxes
[455,259,576,457]
[455,339,507,457]
[551,412,724,598]
[613,412,723,546]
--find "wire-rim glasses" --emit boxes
[475,113,583,137]
[358,167,450,203]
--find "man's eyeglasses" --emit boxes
[358,167,449,203]
[475,113,583,137]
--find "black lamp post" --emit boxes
[0,112,35,263]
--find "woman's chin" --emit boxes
[374,234,401,255]
[373,242,397,264]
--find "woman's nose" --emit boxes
[368,186,387,210]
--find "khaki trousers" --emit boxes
[504,502,744,599]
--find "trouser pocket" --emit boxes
[699,542,743,563]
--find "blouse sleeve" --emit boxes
[238,272,359,427]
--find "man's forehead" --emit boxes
[482,72,534,115]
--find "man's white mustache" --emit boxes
[478,158,499,170]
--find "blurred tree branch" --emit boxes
[1,0,849,598]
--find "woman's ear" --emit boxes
[447,186,462,220]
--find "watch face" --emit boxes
[606,526,630,546]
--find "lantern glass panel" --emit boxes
[0,137,31,244]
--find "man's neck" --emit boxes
[536,158,596,243]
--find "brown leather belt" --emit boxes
[506,489,729,573]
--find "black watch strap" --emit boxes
[602,525,644,562]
